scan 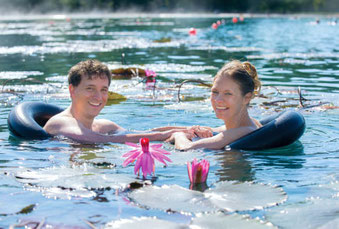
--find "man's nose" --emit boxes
[92,90,101,100]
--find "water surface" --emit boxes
[0,14,338,228]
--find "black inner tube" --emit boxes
[7,102,305,150]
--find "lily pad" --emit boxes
[0,189,39,215]
[25,186,97,199]
[129,182,286,213]
[153,37,172,43]
[204,181,287,211]
[16,165,137,192]
[129,184,217,213]
[191,212,276,229]
[108,91,127,101]
[180,96,207,102]
[265,198,339,228]
[105,216,185,229]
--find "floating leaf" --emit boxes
[16,165,137,196]
[153,37,172,43]
[265,198,339,228]
[108,91,127,101]
[25,186,96,199]
[78,152,104,160]
[105,216,184,229]
[129,184,217,213]
[16,204,36,214]
[191,212,276,229]
[129,182,286,213]
[181,96,206,102]
[204,181,287,211]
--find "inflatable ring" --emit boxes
[8,102,305,150]
[229,110,305,150]
[7,102,63,140]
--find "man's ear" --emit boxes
[69,84,74,98]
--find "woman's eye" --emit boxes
[224,92,232,95]
[212,91,218,94]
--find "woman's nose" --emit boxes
[214,94,223,102]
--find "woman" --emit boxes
[169,60,262,150]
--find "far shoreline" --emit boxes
[0,12,338,21]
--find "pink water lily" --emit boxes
[144,69,156,88]
[123,138,172,179]
[187,158,210,184]
[145,69,156,78]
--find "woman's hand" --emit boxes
[166,131,194,143]
[188,126,213,138]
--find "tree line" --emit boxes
[1,0,338,13]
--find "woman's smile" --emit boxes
[216,106,228,110]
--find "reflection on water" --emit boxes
[250,141,305,169]
[215,150,255,182]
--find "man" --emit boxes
[44,59,186,143]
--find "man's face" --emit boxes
[69,74,109,120]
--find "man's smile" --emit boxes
[88,101,102,107]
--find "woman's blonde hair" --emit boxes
[214,60,261,98]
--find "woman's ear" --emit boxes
[243,92,253,105]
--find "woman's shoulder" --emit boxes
[220,124,258,143]
[251,118,262,128]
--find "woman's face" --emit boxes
[210,75,251,122]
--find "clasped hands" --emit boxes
[166,125,213,143]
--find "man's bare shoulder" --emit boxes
[43,111,76,135]
[93,118,123,134]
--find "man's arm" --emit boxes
[44,116,174,144]
[151,126,187,131]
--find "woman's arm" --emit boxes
[173,126,255,150]
[211,125,226,133]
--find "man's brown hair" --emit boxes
[68,59,111,87]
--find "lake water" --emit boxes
[0,13,338,228]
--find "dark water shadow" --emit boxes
[246,141,306,169]
[214,149,255,182]
[215,141,305,182]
